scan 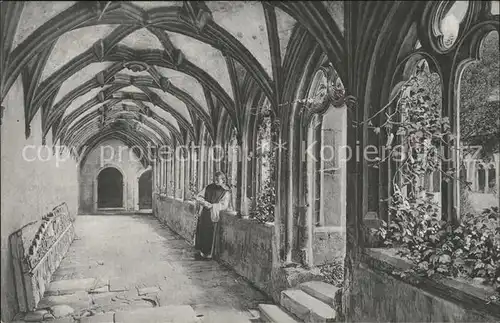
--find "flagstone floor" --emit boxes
[15,214,269,323]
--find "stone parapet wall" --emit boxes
[217,212,274,296]
[351,249,499,322]
[154,196,198,243]
[9,203,75,312]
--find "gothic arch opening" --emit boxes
[139,169,153,209]
[97,167,124,208]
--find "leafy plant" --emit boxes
[369,63,499,300]
[250,106,278,224]
[250,176,276,223]
[318,260,344,288]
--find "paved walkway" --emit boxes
[18,214,269,322]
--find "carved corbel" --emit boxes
[307,63,348,115]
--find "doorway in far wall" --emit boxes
[139,169,153,209]
[97,167,124,208]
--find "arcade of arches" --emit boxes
[1,1,499,322]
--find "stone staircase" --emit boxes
[257,281,342,323]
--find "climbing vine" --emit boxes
[368,66,500,300]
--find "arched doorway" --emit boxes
[139,169,152,209]
[97,167,124,208]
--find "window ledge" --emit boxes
[222,210,238,216]
[363,248,500,318]
[314,226,346,233]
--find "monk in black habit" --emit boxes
[194,171,230,259]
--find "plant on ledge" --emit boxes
[250,176,276,223]
[368,66,499,300]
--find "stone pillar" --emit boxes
[93,178,98,212]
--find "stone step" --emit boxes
[280,289,337,323]
[114,305,197,323]
[258,304,299,323]
[46,278,97,296]
[299,281,341,306]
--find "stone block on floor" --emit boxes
[51,304,75,318]
[137,285,161,296]
[22,309,50,322]
[46,278,96,296]
[37,291,92,312]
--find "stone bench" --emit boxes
[9,202,75,312]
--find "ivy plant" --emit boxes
[369,66,500,301]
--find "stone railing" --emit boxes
[9,203,75,312]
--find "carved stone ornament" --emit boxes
[309,63,350,115]
[123,61,149,73]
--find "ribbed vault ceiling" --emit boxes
[1,1,345,166]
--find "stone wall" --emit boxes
[351,249,499,322]
[153,197,275,297]
[79,139,147,213]
[1,77,79,322]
